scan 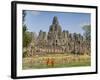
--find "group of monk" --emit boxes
[46,58,55,67]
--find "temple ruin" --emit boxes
[27,16,91,56]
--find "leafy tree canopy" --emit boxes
[23,25,32,48]
[82,25,91,41]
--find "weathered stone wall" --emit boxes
[29,16,90,55]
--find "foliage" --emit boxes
[23,10,26,23]
[22,11,32,57]
[23,51,28,57]
[82,25,91,41]
[23,25,27,33]
[23,25,32,47]
[22,12,32,48]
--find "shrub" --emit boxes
[23,51,28,58]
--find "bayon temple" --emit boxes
[26,16,91,55]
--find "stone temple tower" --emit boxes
[47,16,62,46]
[33,16,90,54]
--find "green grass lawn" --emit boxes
[22,54,91,69]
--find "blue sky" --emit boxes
[24,10,90,35]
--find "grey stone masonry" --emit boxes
[29,16,90,55]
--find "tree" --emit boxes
[22,11,33,57]
[23,25,27,33]
[23,25,32,47]
[23,10,26,23]
[82,25,91,41]
[23,25,32,57]
[82,25,91,55]
[22,11,32,48]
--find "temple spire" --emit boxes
[52,16,59,24]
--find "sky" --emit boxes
[24,10,91,35]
